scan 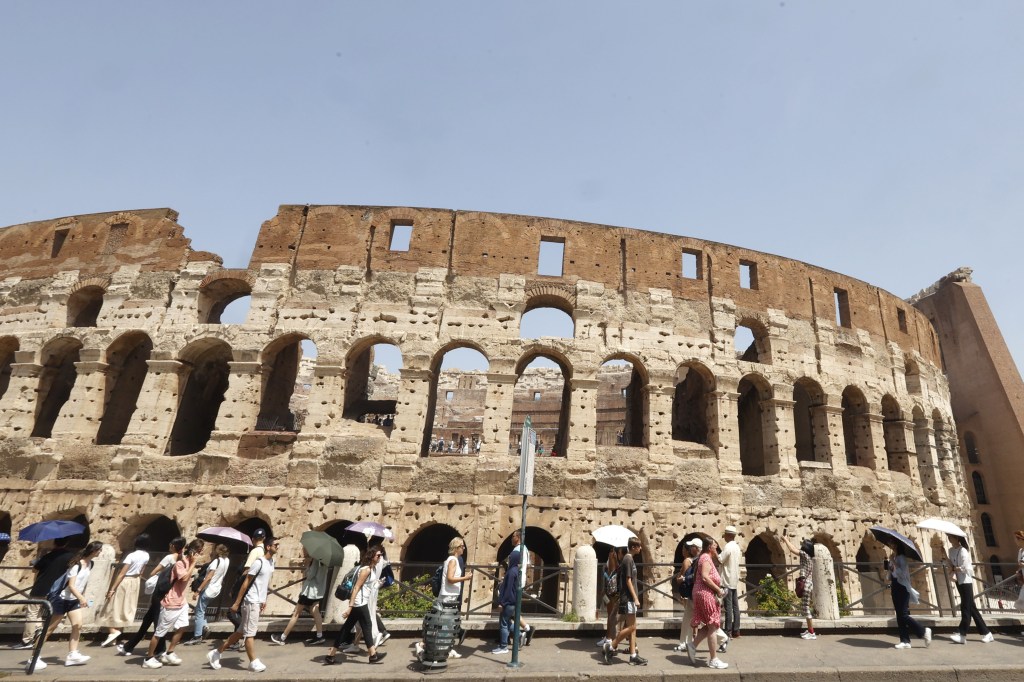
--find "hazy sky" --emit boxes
[2,2,1022,373]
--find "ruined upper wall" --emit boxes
[249,205,940,366]
[0,208,211,280]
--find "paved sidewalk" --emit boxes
[3,627,1024,681]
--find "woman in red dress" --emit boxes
[686,538,728,670]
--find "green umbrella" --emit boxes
[300,531,346,567]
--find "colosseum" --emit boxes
[1,204,1017,620]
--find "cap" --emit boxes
[686,538,703,548]
[252,528,267,540]
[724,525,738,535]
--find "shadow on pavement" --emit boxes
[836,637,895,648]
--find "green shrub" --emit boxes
[837,584,851,617]
[754,574,800,616]
[377,573,434,618]
[561,611,581,623]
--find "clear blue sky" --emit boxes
[2,2,1022,372]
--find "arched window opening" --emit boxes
[972,471,988,505]
[964,431,980,464]
[743,534,785,611]
[119,515,181,554]
[497,527,563,615]
[672,364,709,445]
[343,342,402,432]
[520,306,574,340]
[31,338,83,438]
[198,278,252,324]
[322,519,368,554]
[904,359,922,395]
[737,376,768,475]
[881,395,910,475]
[792,379,824,462]
[422,347,488,456]
[981,513,997,546]
[853,537,888,612]
[67,286,104,327]
[96,333,153,445]
[402,523,462,582]
[734,320,771,364]
[256,336,316,433]
[167,341,232,456]
[43,512,90,551]
[0,337,18,402]
[597,358,646,447]
[510,355,569,457]
[841,386,873,469]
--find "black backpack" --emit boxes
[679,561,697,600]
[46,570,71,603]
[190,561,211,593]
[153,562,175,600]
[334,565,361,601]
[430,563,445,597]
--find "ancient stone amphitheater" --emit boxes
[0,206,974,614]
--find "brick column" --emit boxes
[119,359,186,454]
[0,355,42,435]
[480,372,516,456]
[50,351,109,441]
[567,377,599,460]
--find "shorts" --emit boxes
[619,599,637,615]
[236,602,260,638]
[154,605,189,637]
[297,594,319,607]
[51,598,81,616]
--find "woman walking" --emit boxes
[32,541,104,671]
[184,543,230,645]
[271,547,327,645]
[97,533,150,647]
[673,538,701,653]
[782,533,817,640]
[597,546,623,647]
[324,546,386,665]
[685,538,728,670]
[945,534,993,644]
[414,537,472,661]
[887,544,931,648]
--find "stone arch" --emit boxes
[523,285,577,314]
[0,336,18,402]
[811,532,842,562]
[31,336,84,438]
[793,377,826,462]
[854,533,888,613]
[167,338,232,456]
[842,385,874,469]
[233,516,274,543]
[402,522,462,582]
[342,335,402,426]
[96,331,153,445]
[735,316,772,364]
[497,527,563,614]
[511,349,572,458]
[197,271,253,324]
[320,518,367,553]
[117,514,181,554]
[66,282,107,328]
[521,291,576,340]
[671,361,713,445]
[904,358,922,394]
[44,510,90,551]
[881,394,911,475]
[737,373,773,475]
[255,333,312,432]
[597,353,648,448]
[421,343,489,456]
[743,532,786,610]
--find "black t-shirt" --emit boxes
[31,549,74,597]
[617,553,637,603]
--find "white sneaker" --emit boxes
[708,657,729,669]
[342,643,361,653]
[894,642,911,649]
[142,657,163,669]
[491,646,509,654]
[249,658,267,672]
[207,648,222,670]
[800,631,817,640]
[924,627,932,647]
[672,642,688,652]
[981,633,994,643]
[163,652,183,665]
[66,651,90,666]
[101,631,121,647]
[447,648,462,659]
[950,633,965,644]
[596,637,609,647]
[26,658,47,673]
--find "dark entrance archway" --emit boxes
[497,527,563,615]
[402,523,462,582]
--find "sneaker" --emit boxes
[628,653,648,666]
[66,651,90,666]
[686,639,697,665]
[101,631,121,647]
[597,637,610,647]
[491,646,509,654]
[304,634,325,644]
[950,633,965,644]
[924,628,932,647]
[270,634,286,646]
[162,652,183,665]
[447,648,462,659]
[228,641,244,652]
[602,641,613,664]
[12,641,35,650]
[981,633,994,643]
[142,657,163,669]
[207,648,222,670]
[26,658,47,673]
[708,657,729,669]
[116,643,131,656]
[801,631,817,640]
[718,641,728,653]
[414,641,424,659]
[894,642,911,649]
[379,632,391,645]
[342,643,361,654]
[673,642,688,652]
[525,625,536,646]
[249,658,267,672]
[368,652,386,664]
[182,636,204,646]
[374,632,383,648]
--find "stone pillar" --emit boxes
[888,420,920,483]
[388,366,433,453]
[768,386,798,480]
[646,384,675,458]
[204,360,261,455]
[914,420,944,505]
[480,372,517,456]
[568,378,599,460]
[0,356,42,435]
[572,544,598,622]
[301,363,344,434]
[710,385,742,505]
[324,544,361,624]
[865,414,890,473]
[80,544,116,626]
[119,359,186,454]
[811,542,841,620]
[819,402,847,474]
[50,351,108,441]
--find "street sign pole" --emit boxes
[508,416,535,670]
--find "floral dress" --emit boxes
[690,553,722,629]
[799,550,814,618]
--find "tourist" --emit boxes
[492,548,522,655]
[184,543,230,645]
[142,538,203,669]
[602,537,647,666]
[597,546,623,647]
[1014,530,1024,612]
[16,536,72,651]
[117,537,185,657]
[208,536,280,673]
[35,540,104,671]
[945,534,993,643]
[324,545,387,665]
[782,533,817,640]
[415,537,472,661]
[684,537,728,670]
[887,544,931,649]
[271,547,327,645]
[97,533,151,647]
[672,537,701,653]
[719,526,741,646]
[507,529,535,647]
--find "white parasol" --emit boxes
[916,517,967,538]
[591,525,637,548]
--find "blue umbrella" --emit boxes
[18,520,86,543]
[869,526,922,562]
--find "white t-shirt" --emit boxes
[719,541,741,589]
[244,557,275,604]
[122,549,150,577]
[204,557,230,599]
[440,555,462,598]
[61,561,92,600]
[948,546,974,584]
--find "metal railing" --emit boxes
[0,598,51,675]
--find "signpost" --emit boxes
[508,416,536,669]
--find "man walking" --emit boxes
[719,526,742,647]
[142,539,202,669]
[603,537,647,666]
[16,537,73,649]
[208,537,279,673]
[491,548,521,655]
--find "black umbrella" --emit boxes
[869,526,922,562]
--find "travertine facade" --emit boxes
[0,206,976,612]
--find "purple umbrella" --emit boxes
[345,521,395,540]
[198,526,252,548]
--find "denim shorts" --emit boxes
[51,597,81,616]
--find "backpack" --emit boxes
[334,565,361,601]
[603,566,619,597]
[152,562,175,600]
[47,569,71,603]
[430,562,445,598]
[190,561,211,593]
[679,560,697,600]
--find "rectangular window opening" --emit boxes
[834,288,852,328]
[389,221,413,251]
[897,308,908,333]
[538,237,565,276]
[533,391,541,401]
[445,390,454,402]
[739,260,758,289]
[51,228,70,258]
[682,249,702,279]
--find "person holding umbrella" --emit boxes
[887,543,931,649]
[944,534,994,644]
[271,546,327,645]
[15,536,73,651]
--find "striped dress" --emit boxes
[690,553,722,629]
